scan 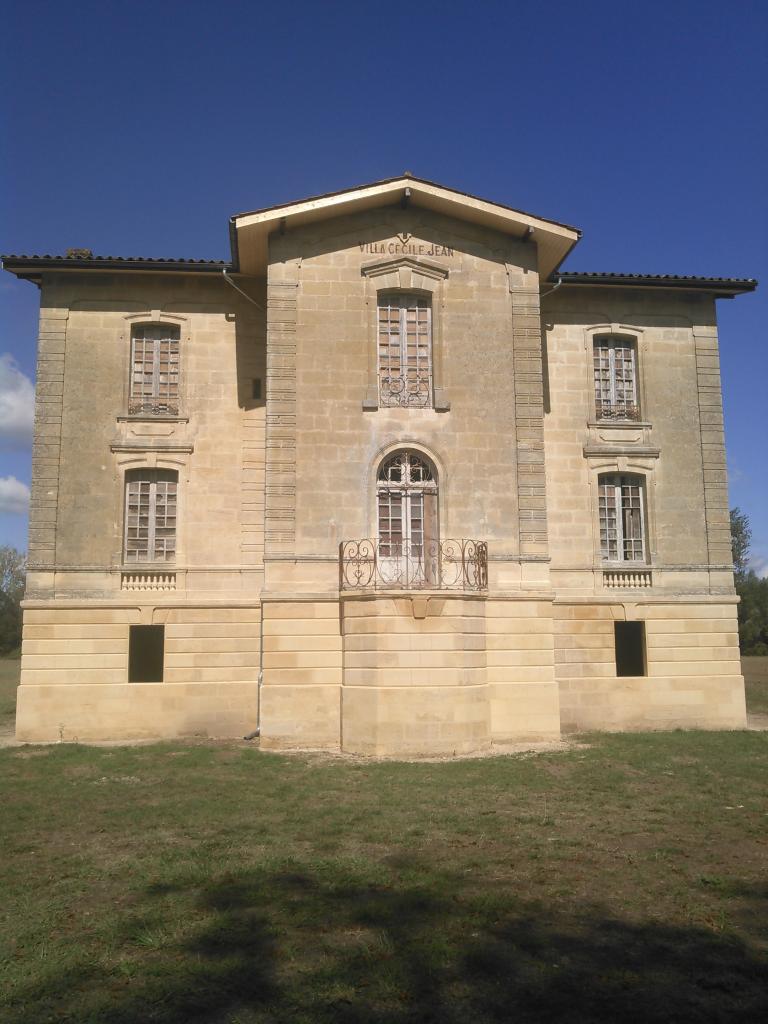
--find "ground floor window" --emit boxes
[614,621,646,676]
[128,625,165,683]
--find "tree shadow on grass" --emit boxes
[8,865,768,1024]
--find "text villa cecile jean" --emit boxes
[359,240,456,257]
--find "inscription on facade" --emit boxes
[359,240,455,257]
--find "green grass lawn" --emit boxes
[1,660,767,1023]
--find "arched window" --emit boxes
[377,451,438,585]
[593,336,639,420]
[377,293,432,407]
[124,469,178,562]
[598,474,646,562]
[130,323,180,415]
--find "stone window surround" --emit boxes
[366,441,447,543]
[585,453,659,570]
[598,472,646,563]
[583,324,650,427]
[114,452,190,569]
[120,312,189,420]
[360,257,451,412]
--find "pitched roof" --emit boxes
[232,173,581,234]
[231,173,582,280]
[0,254,230,278]
[554,271,757,295]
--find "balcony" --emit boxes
[595,400,641,422]
[340,539,488,592]
[603,569,652,589]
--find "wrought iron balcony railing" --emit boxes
[128,399,180,416]
[379,374,432,408]
[340,538,488,592]
[595,400,641,421]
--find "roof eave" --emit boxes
[1,257,233,278]
[551,273,757,297]
[232,176,581,281]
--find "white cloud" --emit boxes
[748,554,768,579]
[0,476,30,515]
[0,354,35,449]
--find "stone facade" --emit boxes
[3,175,755,752]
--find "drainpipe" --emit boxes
[244,431,267,739]
[539,274,563,300]
[227,264,267,740]
[222,267,266,313]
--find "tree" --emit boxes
[730,507,752,583]
[730,509,768,655]
[0,546,26,656]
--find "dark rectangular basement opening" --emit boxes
[614,621,646,677]
[129,625,165,683]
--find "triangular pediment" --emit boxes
[231,174,580,279]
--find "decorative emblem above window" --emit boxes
[377,293,432,408]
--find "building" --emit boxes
[2,175,757,754]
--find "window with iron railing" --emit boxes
[129,324,180,415]
[124,469,178,563]
[378,293,432,407]
[593,337,639,420]
[598,474,646,563]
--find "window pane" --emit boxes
[124,470,178,563]
[599,474,645,563]
[594,338,638,420]
[130,325,180,415]
[378,294,432,407]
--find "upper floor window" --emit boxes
[129,324,180,416]
[598,474,646,562]
[378,293,432,408]
[593,336,639,420]
[124,469,178,562]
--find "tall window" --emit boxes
[124,470,178,562]
[593,337,638,420]
[377,451,438,586]
[130,324,180,415]
[378,293,432,407]
[598,474,646,562]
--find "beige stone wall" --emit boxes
[17,603,261,741]
[542,286,732,592]
[555,600,746,731]
[14,203,747,751]
[259,599,342,750]
[263,206,541,589]
[486,598,561,742]
[26,272,266,600]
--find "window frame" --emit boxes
[128,624,165,683]
[593,335,640,421]
[598,473,648,564]
[614,621,647,677]
[377,291,433,408]
[123,468,179,564]
[128,322,181,417]
[360,256,450,412]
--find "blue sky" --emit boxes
[1,0,766,567]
